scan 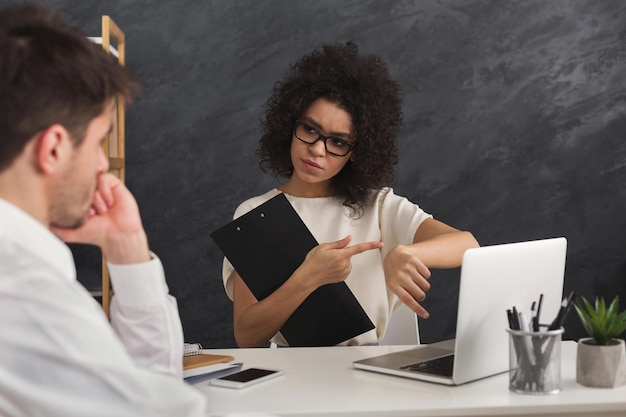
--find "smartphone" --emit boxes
[209,367,285,389]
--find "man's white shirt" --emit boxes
[0,198,206,417]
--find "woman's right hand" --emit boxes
[233,235,382,347]
[297,235,383,288]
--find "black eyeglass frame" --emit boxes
[293,122,356,157]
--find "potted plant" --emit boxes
[574,295,626,388]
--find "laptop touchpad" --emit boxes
[397,347,453,363]
[361,346,452,368]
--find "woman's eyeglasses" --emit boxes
[293,122,355,157]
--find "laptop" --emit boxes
[353,237,567,385]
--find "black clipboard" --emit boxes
[211,193,374,346]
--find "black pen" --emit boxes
[530,301,538,332]
[507,309,515,329]
[548,291,576,330]
[561,291,576,324]
[535,293,544,330]
[511,306,520,330]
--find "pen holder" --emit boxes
[506,327,563,395]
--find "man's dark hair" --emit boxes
[258,41,402,217]
[0,4,140,171]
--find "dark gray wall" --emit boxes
[5,0,625,347]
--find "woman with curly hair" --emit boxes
[222,41,479,347]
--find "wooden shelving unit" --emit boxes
[90,16,126,317]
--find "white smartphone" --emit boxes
[209,367,285,389]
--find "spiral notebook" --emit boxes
[182,342,235,371]
[183,342,204,357]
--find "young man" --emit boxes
[0,4,206,416]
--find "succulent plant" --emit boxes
[574,296,626,346]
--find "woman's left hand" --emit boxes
[383,244,432,319]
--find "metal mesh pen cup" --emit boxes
[506,327,564,395]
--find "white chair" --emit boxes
[380,303,420,345]
[270,303,420,347]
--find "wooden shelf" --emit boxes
[92,16,126,318]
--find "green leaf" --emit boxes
[574,296,626,345]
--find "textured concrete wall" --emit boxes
[4,0,625,347]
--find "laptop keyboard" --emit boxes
[400,355,455,377]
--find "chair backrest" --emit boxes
[380,303,420,345]
[271,303,420,347]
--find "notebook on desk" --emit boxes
[354,237,567,385]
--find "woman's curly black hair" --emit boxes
[257,41,402,218]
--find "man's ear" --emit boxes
[36,124,71,175]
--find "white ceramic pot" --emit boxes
[576,338,626,388]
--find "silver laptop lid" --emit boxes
[452,237,567,384]
[353,237,567,385]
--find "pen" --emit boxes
[518,311,536,366]
[529,301,538,332]
[519,311,530,332]
[507,309,516,330]
[535,294,543,331]
[511,306,520,330]
[561,291,576,325]
[548,291,576,330]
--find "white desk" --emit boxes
[197,342,626,417]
